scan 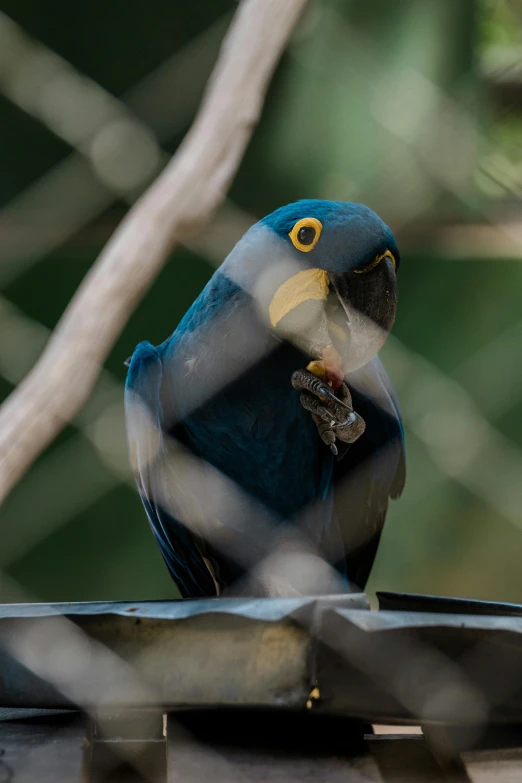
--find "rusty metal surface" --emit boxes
[1,593,522,727]
[0,594,367,711]
[316,606,522,725]
[0,593,369,620]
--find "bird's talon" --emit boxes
[294,369,365,450]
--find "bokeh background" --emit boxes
[0,0,521,604]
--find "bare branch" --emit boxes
[0,0,308,502]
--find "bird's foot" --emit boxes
[291,369,366,454]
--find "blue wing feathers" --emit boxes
[125,341,405,593]
[332,357,406,586]
[125,341,218,597]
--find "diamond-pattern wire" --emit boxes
[0,6,521,776]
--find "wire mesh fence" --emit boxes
[0,0,522,779]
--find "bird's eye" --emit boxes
[354,250,397,274]
[289,217,323,252]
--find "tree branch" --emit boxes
[0,0,308,502]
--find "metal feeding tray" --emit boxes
[0,592,522,780]
[0,591,522,723]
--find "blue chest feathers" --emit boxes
[159,273,335,522]
[169,341,334,522]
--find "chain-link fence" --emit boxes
[0,0,522,779]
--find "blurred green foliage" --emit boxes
[479,0,521,49]
[1,0,522,605]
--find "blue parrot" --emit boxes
[125,200,405,597]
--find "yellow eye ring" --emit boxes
[289,217,323,252]
[354,249,397,274]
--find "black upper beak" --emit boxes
[327,258,398,372]
[329,257,397,336]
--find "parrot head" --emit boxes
[224,199,399,390]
